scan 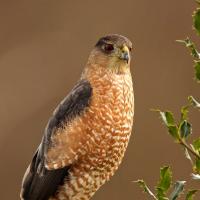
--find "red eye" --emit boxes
[104,43,114,52]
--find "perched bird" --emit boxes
[21,34,134,200]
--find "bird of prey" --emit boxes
[21,34,134,200]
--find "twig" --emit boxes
[179,140,200,160]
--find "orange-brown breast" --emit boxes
[48,66,134,200]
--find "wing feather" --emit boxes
[21,79,92,200]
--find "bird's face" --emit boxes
[87,34,132,74]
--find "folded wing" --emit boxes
[21,79,92,200]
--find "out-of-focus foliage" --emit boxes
[136,167,197,200]
[193,7,200,35]
[185,190,198,200]
[177,38,200,82]
[136,1,200,199]
[156,96,200,176]
[175,4,200,82]
[156,167,172,199]
[188,96,200,108]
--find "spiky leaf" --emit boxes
[185,148,194,165]
[158,111,179,140]
[188,96,200,108]
[181,106,189,121]
[193,138,200,152]
[195,159,200,173]
[169,181,185,200]
[168,125,179,140]
[193,8,200,35]
[176,38,199,59]
[179,120,192,138]
[135,180,157,200]
[194,61,200,81]
[160,111,175,126]
[185,190,198,200]
[156,167,172,199]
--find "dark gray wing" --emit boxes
[21,79,92,200]
[21,150,70,200]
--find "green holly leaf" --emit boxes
[193,138,200,152]
[193,8,200,35]
[180,106,191,139]
[160,111,175,126]
[135,180,158,200]
[184,148,194,165]
[156,166,172,199]
[185,190,198,200]
[168,125,179,141]
[181,106,189,121]
[194,61,200,81]
[176,38,199,59]
[176,38,200,81]
[179,120,192,138]
[195,159,200,173]
[158,111,179,140]
[189,96,200,108]
[169,181,185,200]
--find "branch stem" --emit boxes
[179,140,200,160]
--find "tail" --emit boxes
[20,150,70,200]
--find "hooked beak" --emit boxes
[119,46,130,63]
[120,52,129,63]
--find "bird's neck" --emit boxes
[82,62,131,82]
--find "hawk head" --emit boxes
[87,34,133,74]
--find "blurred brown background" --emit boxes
[0,0,199,199]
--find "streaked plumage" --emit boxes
[21,34,134,200]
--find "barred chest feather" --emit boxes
[50,68,134,200]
